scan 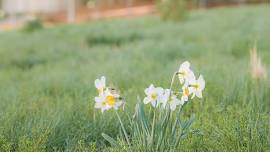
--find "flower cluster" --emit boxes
[94,61,205,151]
[94,76,123,112]
[94,61,205,112]
[178,61,205,99]
[143,61,205,111]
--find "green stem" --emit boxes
[169,72,178,96]
[115,111,131,148]
[156,108,171,151]
[150,108,156,149]
[173,103,186,150]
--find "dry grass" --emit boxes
[250,46,267,80]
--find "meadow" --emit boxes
[0,4,270,151]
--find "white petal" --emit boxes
[101,105,110,112]
[161,102,167,109]
[187,70,195,80]
[143,97,151,104]
[101,76,106,87]
[164,89,170,95]
[180,61,190,69]
[170,103,177,111]
[151,100,158,107]
[113,93,120,98]
[195,91,202,98]
[181,96,185,102]
[182,96,188,102]
[188,87,195,96]
[95,95,105,103]
[179,77,184,84]
[114,101,122,110]
[179,99,185,105]
[188,77,196,85]
[101,108,105,113]
[94,96,99,102]
[174,98,181,105]
[94,79,101,88]
[198,75,205,90]
[145,84,154,95]
[161,89,170,104]
[94,102,102,108]
[155,87,164,95]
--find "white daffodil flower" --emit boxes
[143,84,164,107]
[95,93,110,113]
[189,75,205,99]
[94,76,106,95]
[181,85,191,102]
[161,89,183,111]
[95,89,122,112]
[178,61,195,85]
[161,89,171,109]
[169,94,183,111]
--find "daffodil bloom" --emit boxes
[178,61,195,85]
[143,84,164,107]
[95,93,110,113]
[189,75,205,99]
[181,86,191,102]
[161,89,183,111]
[95,89,122,112]
[95,76,106,95]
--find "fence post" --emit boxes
[127,0,133,16]
[67,0,75,23]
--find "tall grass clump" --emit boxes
[93,61,205,151]
[250,46,267,80]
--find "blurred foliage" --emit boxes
[0,5,270,151]
[86,32,142,47]
[22,19,43,32]
[80,0,154,6]
[156,0,188,21]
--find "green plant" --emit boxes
[0,5,270,151]
[23,18,43,32]
[156,0,188,21]
[95,61,205,151]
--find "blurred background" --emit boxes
[0,0,270,151]
[0,0,270,31]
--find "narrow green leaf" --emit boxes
[102,133,119,147]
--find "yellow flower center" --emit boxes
[193,84,199,90]
[179,71,186,76]
[106,95,116,106]
[151,93,158,100]
[183,88,189,96]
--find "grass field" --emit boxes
[0,4,270,151]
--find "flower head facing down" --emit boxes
[95,89,123,112]
[95,76,106,95]
[178,61,195,85]
[143,84,164,107]
[161,89,183,111]
[189,75,205,99]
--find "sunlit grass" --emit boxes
[0,4,270,151]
